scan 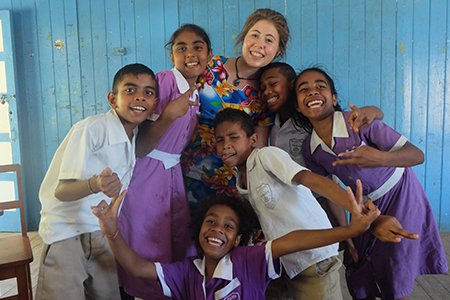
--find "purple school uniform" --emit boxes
[118,69,198,299]
[302,111,448,299]
[157,242,280,300]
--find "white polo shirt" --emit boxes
[237,147,338,278]
[39,109,136,244]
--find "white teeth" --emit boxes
[250,51,264,58]
[186,62,199,67]
[207,237,224,246]
[266,96,277,104]
[131,105,146,111]
[307,100,323,108]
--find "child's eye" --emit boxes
[125,87,136,94]
[265,38,274,44]
[215,137,223,143]
[145,90,154,96]
[195,45,204,51]
[176,46,186,53]
[225,224,234,230]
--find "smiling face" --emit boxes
[199,204,242,262]
[170,30,212,86]
[260,67,291,113]
[241,20,280,69]
[108,73,158,138]
[215,121,257,169]
[295,70,337,121]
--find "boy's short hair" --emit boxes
[111,63,158,95]
[213,108,255,137]
[191,195,259,251]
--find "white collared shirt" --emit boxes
[39,109,137,244]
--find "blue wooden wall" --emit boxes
[0,0,449,231]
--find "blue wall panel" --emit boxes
[0,0,449,231]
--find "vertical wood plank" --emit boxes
[348,0,365,109]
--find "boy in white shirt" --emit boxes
[213,108,418,300]
[36,63,158,300]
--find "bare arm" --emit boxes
[55,167,122,201]
[136,86,199,157]
[92,191,158,280]
[292,170,360,213]
[271,181,380,259]
[255,125,269,148]
[333,142,424,168]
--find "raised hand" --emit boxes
[92,189,126,237]
[370,215,419,243]
[93,167,122,198]
[348,104,381,132]
[347,180,381,235]
[162,84,200,121]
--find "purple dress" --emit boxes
[118,69,198,299]
[157,242,280,300]
[302,111,448,299]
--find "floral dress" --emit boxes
[181,55,271,209]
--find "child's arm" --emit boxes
[332,142,424,168]
[271,180,380,259]
[348,104,384,132]
[370,215,419,242]
[136,85,199,157]
[92,190,158,280]
[55,167,122,201]
[292,170,362,213]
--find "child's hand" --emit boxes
[370,215,419,242]
[162,84,200,121]
[348,104,379,132]
[92,189,127,237]
[348,199,380,236]
[93,167,122,198]
[333,145,384,168]
[347,179,365,214]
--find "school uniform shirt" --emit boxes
[156,241,280,300]
[302,111,448,299]
[236,147,338,279]
[270,115,309,166]
[39,109,136,245]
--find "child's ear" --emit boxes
[169,52,175,66]
[207,49,213,61]
[332,94,337,106]
[250,133,258,148]
[234,234,242,247]
[107,92,117,109]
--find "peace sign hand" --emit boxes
[92,189,127,237]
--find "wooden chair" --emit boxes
[0,164,33,300]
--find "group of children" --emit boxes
[36,8,447,300]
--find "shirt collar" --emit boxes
[172,67,199,101]
[193,253,234,281]
[310,111,348,153]
[106,109,137,145]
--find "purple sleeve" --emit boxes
[359,119,404,151]
[155,70,179,115]
[158,259,193,299]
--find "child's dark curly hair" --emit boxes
[191,195,259,254]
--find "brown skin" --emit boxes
[92,181,380,283]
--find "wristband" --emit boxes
[87,177,97,194]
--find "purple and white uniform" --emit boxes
[118,68,198,299]
[302,111,448,299]
[156,242,280,300]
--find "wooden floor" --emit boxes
[1,232,449,299]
